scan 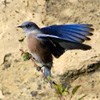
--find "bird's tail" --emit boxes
[59,42,91,50]
[71,43,91,50]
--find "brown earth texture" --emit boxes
[0,0,100,100]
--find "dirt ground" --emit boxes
[0,0,100,100]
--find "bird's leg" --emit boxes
[43,66,53,88]
[43,66,51,79]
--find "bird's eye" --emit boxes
[26,24,31,28]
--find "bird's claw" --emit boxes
[49,80,53,88]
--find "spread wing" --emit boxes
[37,34,91,58]
[38,24,93,58]
[41,24,93,43]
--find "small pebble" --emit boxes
[3,62,11,70]
[31,91,38,97]
[37,84,42,90]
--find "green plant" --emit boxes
[22,52,31,61]
[47,78,86,100]
[70,85,81,100]
[54,83,69,97]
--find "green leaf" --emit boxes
[62,89,68,96]
[54,84,63,96]
[34,72,40,77]
[54,84,69,96]
[47,76,52,81]
[72,85,81,95]
[22,52,30,61]
[78,94,87,100]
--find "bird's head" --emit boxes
[18,21,39,35]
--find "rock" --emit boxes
[3,62,11,69]
[30,91,38,97]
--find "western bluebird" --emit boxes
[18,21,93,80]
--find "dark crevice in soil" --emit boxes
[60,60,100,85]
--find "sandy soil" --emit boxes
[0,0,100,100]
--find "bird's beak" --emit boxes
[17,25,23,28]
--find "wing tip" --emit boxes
[89,28,94,32]
[88,32,93,36]
[87,24,93,27]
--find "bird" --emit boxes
[18,21,93,82]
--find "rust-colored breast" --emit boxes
[27,33,53,64]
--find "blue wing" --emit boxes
[41,24,93,43]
